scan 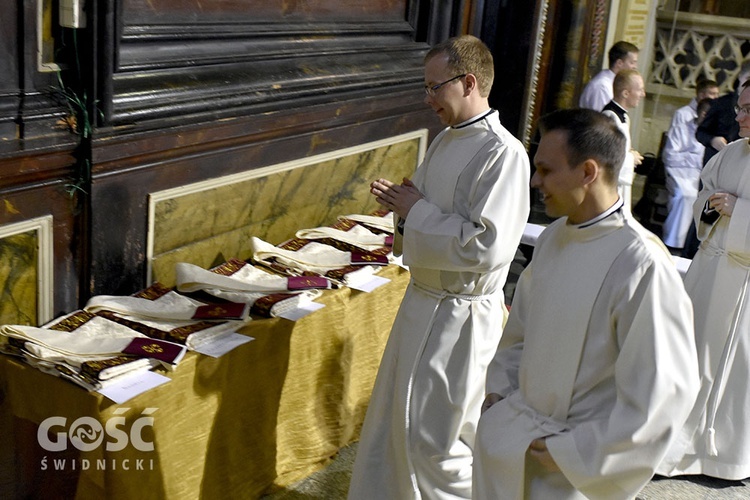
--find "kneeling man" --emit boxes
[473,109,700,499]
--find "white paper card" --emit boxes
[674,255,690,278]
[193,332,254,358]
[98,370,171,404]
[348,275,391,293]
[390,254,408,270]
[521,222,545,247]
[277,302,326,321]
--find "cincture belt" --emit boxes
[506,391,570,436]
[410,279,496,301]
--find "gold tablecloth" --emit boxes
[1,265,410,499]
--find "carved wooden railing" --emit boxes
[649,9,750,97]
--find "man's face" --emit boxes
[424,54,467,126]
[736,86,750,138]
[531,130,587,222]
[697,86,719,101]
[616,52,639,72]
[623,75,646,109]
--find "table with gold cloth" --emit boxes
[1,265,409,499]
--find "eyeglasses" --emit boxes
[734,104,750,116]
[424,74,466,97]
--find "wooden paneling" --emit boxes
[101,1,426,128]
[123,0,406,23]
[0,149,81,318]
[88,88,440,295]
[0,0,493,311]
[0,2,19,140]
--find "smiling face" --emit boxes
[531,130,588,222]
[614,51,639,73]
[423,53,468,126]
[623,74,646,109]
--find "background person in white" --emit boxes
[473,109,699,500]
[601,69,646,214]
[657,80,750,481]
[578,41,639,111]
[347,35,530,499]
[661,80,719,251]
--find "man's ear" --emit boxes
[464,74,477,95]
[581,158,599,186]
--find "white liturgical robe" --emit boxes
[658,138,750,480]
[602,103,636,213]
[579,69,615,112]
[348,110,530,500]
[661,99,704,248]
[474,205,699,500]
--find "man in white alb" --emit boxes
[579,41,639,112]
[658,79,750,481]
[602,69,646,213]
[661,79,719,251]
[348,35,530,499]
[473,108,699,499]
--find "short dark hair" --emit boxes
[696,79,718,95]
[608,41,639,68]
[425,35,494,97]
[538,109,626,186]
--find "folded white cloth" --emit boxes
[295,224,389,251]
[1,315,147,360]
[109,313,242,351]
[208,288,322,317]
[175,261,290,294]
[85,289,212,321]
[250,236,386,288]
[251,237,353,274]
[339,213,395,232]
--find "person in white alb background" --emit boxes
[658,79,750,482]
[579,41,639,112]
[661,79,719,252]
[601,69,646,213]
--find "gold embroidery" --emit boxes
[49,310,96,332]
[134,282,172,301]
[142,343,164,354]
[211,258,246,276]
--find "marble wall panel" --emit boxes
[149,131,426,286]
[0,231,37,326]
[0,216,53,326]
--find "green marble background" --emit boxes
[0,231,38,326]
[151,137,422,286]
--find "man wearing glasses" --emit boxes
[349,35,530,499]
[683,62,750,258]
[658,79,750,483]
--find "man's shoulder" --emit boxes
[668,105,697,130]
[707,92,736,114]
[674,103,696,119]
[590,69,613,83]
[539,217,674,271]
[483,114,526,152]
[613,219,677,272]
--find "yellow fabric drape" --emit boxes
[1,265,409,499]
